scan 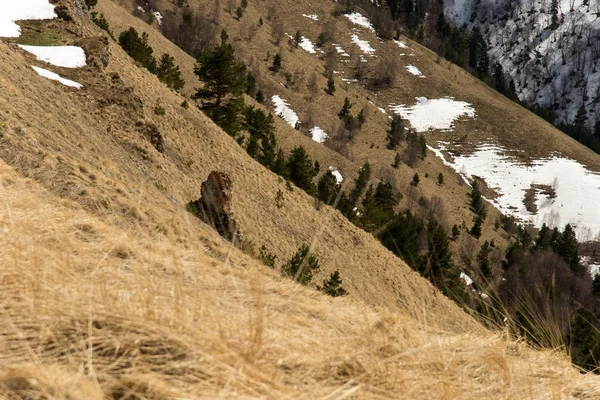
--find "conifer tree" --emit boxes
[326,74,335,95]
[287,146,318,195]
[557,224,580,273]
[194,30,247,136]
[471,215,483,238]
[119,28,157,73]
[318,271,347,297]
[437,172,444,185]
[338,97,353,119]
[270,52,282,72]
[421,215,453,281]
[357,109,366,126]
[392,152,401,168]
[157,54,185,90]
[550,0,559,29]
[317,171,340,205]
[412,173,420,186]
[478,240,491,278]
[387,115,405,149]
[294,31,302,47]
[451,224,460,240]
[418,134,427,159]
[282,245,320,285]
[469,181,486,218]
[574,104,588,129]
[593,274,600,295]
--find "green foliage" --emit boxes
[412,173,420,186]
[154,104,166,115]
[386,115,405,149]
[470,215,483,238]
[339,162,370,219]
[235,6,244,19]
[360,182,397,231]
[85,0,98,8]
[245,72,256,95]
[593,274,600,296]
[259,245,277,268]
[477,240,491,279]
[244,107,277,168]
[181,100,189,109]
[255,89,265,103]
[317,171,340,205]
[157,54,185,90]
[282,245,320,285]
[286,147,319,195]
[557,224,580,273]
[318,271,347,297]
[569,307,600,371]
[437,172,444,185]
[119,28,157,73]
[357,109,366,126]
[91,12,113,38]
[275,189,284,208]
[338,97,353,119]
[326,75,335,95]
[379,210,424,269]
[420,215,453,281]
[270,53,282,72]
[392,153,401,168]
[194,31,247,136]
[469,181,486,219]
[451,224,460,240]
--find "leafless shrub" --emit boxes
[271,20,285,45]
[371,57,398,89]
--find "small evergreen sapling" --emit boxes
[270,53,282,72]
[412,173,420,186]
[326,74,335,95]
[392,153,401,168]
[318,271,347,297]
[282,245,320,285]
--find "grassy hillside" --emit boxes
[1,0,600,397]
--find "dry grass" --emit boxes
[0,1,599,397]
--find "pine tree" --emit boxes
[326,74,336,95]
[471,215,483,238]
[317,171,340,205]
[282,245,320,285]
[255,89,265,103]
[287,146,318,195]
[421,215,453,280]
[492,62,506,95]
[558,224,580,272]
[574,104,588,129]
[468,27,482,69]
[535,223,553,250]
[379,210,425,268]
[361,182,396,230]
[357,109,366,126]
[338,97,353,119]
[157,54,185,90]
[451,224,460,240]
[437,172,444,185]
[386,115,405,149]
[318,271,347,297]
[469,181,486,218]
[412,173,420,186]
[119,28,157,73]
[194,30,247,136]
[476,39,489,77]
[418,134,427,159]
[270,53,282,72]
[294,31,302,47]
[392,152,401,168]
[478,240,491,278]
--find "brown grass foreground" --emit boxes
[0,1,599,398]
[0,158,597,399]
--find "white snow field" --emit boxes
[394,40,409,49]
[298,36,316,54]
[31,66,82,88]
[271,95,299,128]
[351,34,375,55]
[0,0,56,38]
[437,143,600,235]
[329,167,343,184]
[345,12,375,33]
[310,127,328,144]
[406,65,425,78]
[390,97,475,132]
[18,45,86,68]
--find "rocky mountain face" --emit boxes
[445,0,600,127]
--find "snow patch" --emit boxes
[345,12,375,33]
[394,39,409,49]
[460,272,473,286]
[390,97,475,132]
[271,95,299,128]
[435,143,600,236]
[153,11,163,25]
[329,167,343,184]
[299,36,316,54]
[18,45,86,68]
[137,5,145,12]
[310,127,328,144]
[406,65,425,78]
[334,44,350,57]
[351,34,375,55]
[31,66,82,88]
[302,13,319,21]
[0,0,57,38]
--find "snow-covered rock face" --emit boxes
[18,45,87,68]
[445,0,600,126]
[390,97,476,131]
[0,0,56,37]
[437,142,600,237]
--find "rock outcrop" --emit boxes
[189,172,242,246]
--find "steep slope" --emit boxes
[445,0,600,127]
[1,0,600,397]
